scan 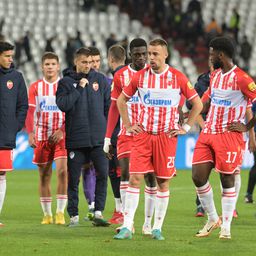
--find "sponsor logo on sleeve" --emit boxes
[248,82,256,92]
[187,81,193,89]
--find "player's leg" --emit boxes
[82,162,96,220]
[245,151,256,203]
[233,171,241,218]
[0,149,13,226]
[219,173,235,239]
[192,134,220,237]
[90,146,110,226]
[38,162,53,224]
[142,172,157,235]
[108,147,122,224]
[67,149,86,227]
[55,157,68,224]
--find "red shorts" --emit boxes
[117,135,133,159]
[33,138,67,165]
[192,132,245,174]
[129,132,177,179]
[0,149,13,171]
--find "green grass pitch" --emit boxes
[1,170,255,256]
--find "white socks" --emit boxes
[120,181,129,213]
[56,194,67,213]
[144,186,157,227]
[114,198,122,213]
[196,181,219,222]
[152,190,169,231]
[222,187,236,232]
[40,197,52,216]
[123,186,140,231]
[234,174,241,205]
[0,175,6,214]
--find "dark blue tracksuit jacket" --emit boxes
[0,67,28,149]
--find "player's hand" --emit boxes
[28,132,36,148]
[168,128,187,137]
[49,129,63,144]
[103,138,113,159]
[79,78,89,88]
[126,124,143,135]
[227,122,248,132]
[248,137,256,153]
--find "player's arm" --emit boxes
[246,107,256,152]
[117,75,142,135]
[25,83,37,148]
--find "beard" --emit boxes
[213,59,222,69]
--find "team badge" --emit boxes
[69,151,75,159]
[124,78,131,87]
[92,82,99,91]
[7,80,13,89]
[248,82,256,92]
[187,81,193,89]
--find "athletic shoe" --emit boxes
[55,212,65,225]
[152,229,165,240]
[233,209,238,218]
[67,215,79,227]
[92,216,110,227]
[116,225,135,234]
[244,194,253,203]
[84,208,95,221]
[142,224,152,235]
[195,206,205,217]
[196,218,221,237]
[41,215,53,224]
[113,227,132,240]
[108,211,123,224]
[219,227,231,239]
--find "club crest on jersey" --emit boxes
[6,80,13,89]
[92,82,99,91]
[125,78,131,87]
[69,151,75,159]
[248,82,256,92]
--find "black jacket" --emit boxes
[56,68,110,149]
[0,67,28,148]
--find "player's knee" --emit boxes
[192,172,205,187]
[0,171,6,176]
[144,173,156,187]
[129,174,142,187]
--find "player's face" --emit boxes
[130,46,147,70]
[0,50,14,69]
[75,55,92,74]
[209,47,222,69]
[148,45,168,73]
[42,58,60,80]
[91,55,101,71]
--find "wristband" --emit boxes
[182,123,191,132]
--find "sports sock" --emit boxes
[144,186,157,227]
[152,190,169,230]
[196,181,219,222]
[123,186,140,231]
[40,197,52,216]
[0,175,6,214]
[222,187,236,232]
[120,181,129,213]
[56,194,67,213]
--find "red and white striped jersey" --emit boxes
[111,64,142,136]
[123,65,198,134]
[28,78,65,141]
[203,66,256,134]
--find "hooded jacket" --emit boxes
[56,68,110,149]
[0,67,28,148]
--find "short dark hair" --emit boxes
[149,38,168,48]
[41,52,59,63]
[88,46,100,56]
[129,38,147,51]
[108,44,126,63]
[0,41,14,54]
[74,47,91,58]
[209,36,235,59]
